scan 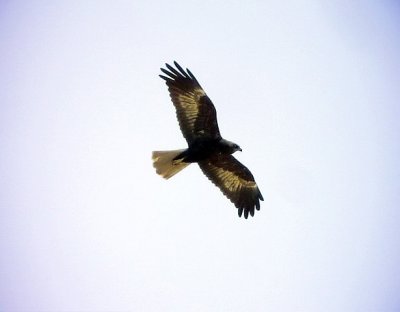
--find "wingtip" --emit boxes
[159,74,169,81]
[238,207,243,218]
[259,189,264,201]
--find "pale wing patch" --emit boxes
[160,63,220,143]
[171,87,206,137]
[203,162,258,201]
[198,155,263,218]
[213,165,258,193]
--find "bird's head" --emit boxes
[232,143,242,153]
[221,139,242,154]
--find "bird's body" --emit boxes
[152,61,263,218]
[175,138,240,163]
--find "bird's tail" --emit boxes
[152,149,190,179]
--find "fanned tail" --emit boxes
[152,149,190,179]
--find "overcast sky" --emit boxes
[1,1,400,311]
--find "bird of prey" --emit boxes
[152,61,263,218]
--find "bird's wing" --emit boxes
[159,61,221,144]
[198,154,263,218]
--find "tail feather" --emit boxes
[152,149,190,179]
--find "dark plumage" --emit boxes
[152,61,263,218]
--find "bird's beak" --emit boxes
[238,147,242,152]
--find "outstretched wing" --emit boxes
[159,61,221,144]
[198,154,264,218]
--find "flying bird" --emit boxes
[152,61,263,218]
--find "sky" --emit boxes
[1,0,400,311]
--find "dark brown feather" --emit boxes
[160,62,221,143]
[198,154,264,218]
